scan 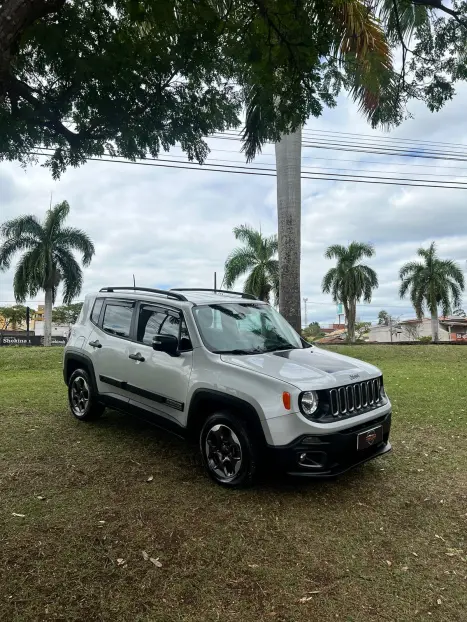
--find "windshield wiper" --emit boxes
[263,344,300,352]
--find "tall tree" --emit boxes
[0,304,28,330]
[378,310,390,325]
[52,302,83,324]
[322,242,378,343]
[224,225,279,303]
[399,242,465,342]
[0,201,94,346]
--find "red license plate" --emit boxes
[357,425,383,450]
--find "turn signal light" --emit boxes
[282,392,291,410]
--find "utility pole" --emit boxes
[303,297,308,327]
[389,315,393,344]
[214,272,217,292]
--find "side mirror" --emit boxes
[152,334,179,356]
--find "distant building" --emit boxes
[321,323,346,335]
[369,317,467,343]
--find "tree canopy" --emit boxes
[52,302,83,324]
[322,241,378,342]
[224,224,279,302]
[399,242,465,319]
[0,304,29,330]
[2,1,467,177]
[0,201,94,304]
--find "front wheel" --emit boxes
[200,412,258,488]
[68,368,105,421]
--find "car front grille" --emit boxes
[327,377,384,419]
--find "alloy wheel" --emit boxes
[205,424,243,482]
[70,376,90,417]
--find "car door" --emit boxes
[83,298,136,405]
[126,302,193,427]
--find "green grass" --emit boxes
[0,346,466,622]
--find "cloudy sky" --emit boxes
[1,86,467,327]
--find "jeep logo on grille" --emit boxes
[349,373,360,380]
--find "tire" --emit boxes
[68,368,105,421]
[200,411,258,488]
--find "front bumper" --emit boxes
[267,412,392,478]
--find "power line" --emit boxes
[300,128,467,152]
[210,133,467,163]
[189,145,467,173]
[214,129,467,156]
[35,146,467,182]
[30,151,467,190]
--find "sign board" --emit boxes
[336,303,344,316]
[0,335,67,346]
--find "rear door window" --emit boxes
[102,303,134,338]
[91,298,104,325]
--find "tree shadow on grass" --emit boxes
[89,408,390,501]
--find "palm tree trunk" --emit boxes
[275,127,302,333]
[431,310,439,342]
[43,287,53,347]
[346,300,356,343]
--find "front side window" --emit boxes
[193,303,304,354]
[137,306,192,350]
[102,303,133,337]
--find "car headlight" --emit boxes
[299,391,319,418]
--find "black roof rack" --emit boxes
[99,287,187,301]
[170,288,258,301]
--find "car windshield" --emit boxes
[193,302,306,354]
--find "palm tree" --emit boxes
[399,242,465,342]
[242,2,395,333]
[0,201,95,346]
[322,242,378,343]
[224,225,279,303]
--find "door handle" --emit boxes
[129,353,145,362]
[89,340,102,349]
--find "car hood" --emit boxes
[220,346,380,390]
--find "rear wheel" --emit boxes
[68,368,105,421]
[200,412,257,488]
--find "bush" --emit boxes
[419,336,432,343]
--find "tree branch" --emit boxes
[411,0,467,28]
[0,0,65,92]
[8,75,83,147]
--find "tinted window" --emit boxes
[137,307,192,350]
[138,307,167,345]
[102,304,133,337]
[91,298,104,325]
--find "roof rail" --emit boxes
[170,288,258,301]
[99,287,187,301]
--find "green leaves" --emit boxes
[1,0,467,175]
[399,242,465,318]
[224,224,279,302]
[322,241,378,305]
[0,201,94,304]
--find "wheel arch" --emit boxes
[64,351,98,393]
[186,389,267,448]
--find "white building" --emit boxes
[369,317,467,343]
[33,321,70,338]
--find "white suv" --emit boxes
[64,287,392,487]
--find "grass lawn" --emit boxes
[0,346,466,622]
